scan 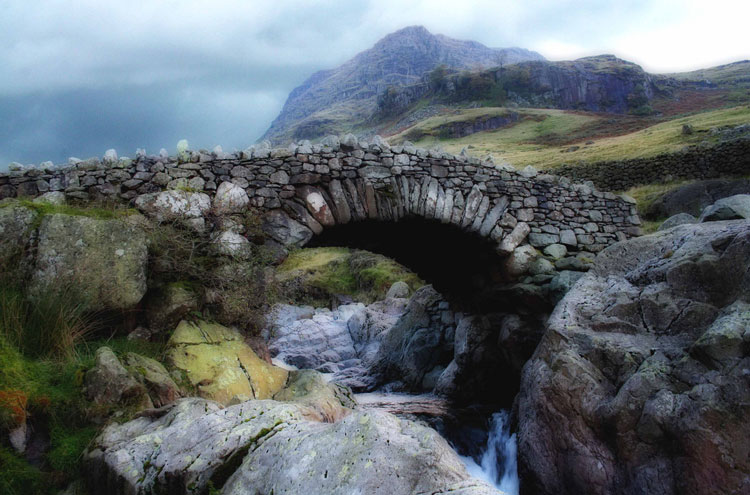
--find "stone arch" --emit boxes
[266,175,514,253]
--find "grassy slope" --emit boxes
[388,105,750,169]
[665,60,750,86]
[277,247,423,306]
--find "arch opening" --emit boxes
[306,217,537,315]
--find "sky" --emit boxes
[1,0,749,169]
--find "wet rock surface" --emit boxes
[517,220,750,495]
[85,396,502,495]
[265,296,408,389]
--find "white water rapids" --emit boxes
[459,410,519,495]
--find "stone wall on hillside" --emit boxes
[0,136,640,255]
[552,137,750,191]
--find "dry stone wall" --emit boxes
[552,137,750,191]
[0,137,641,255]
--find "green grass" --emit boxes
[0,199,137,220]
[0,446,48,495]
[277,247,423,306]
[388,105,750,170]
[667,60,750,87]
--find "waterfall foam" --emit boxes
[459,410,519,495]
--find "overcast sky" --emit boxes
[1,0,748,169]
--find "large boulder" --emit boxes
[517,220,750,495]
[30,213,148,310]
[267,304,361,370]
[85,398,307,494]
[645,178,750,219]
[266,299,406,381]
[221,409,500,495]
[699,194,750,222]
[85,397,500,495]
[166,320,288,405]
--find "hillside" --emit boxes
[379,58,750,171]
[389,105,750,169]
[261,25,544,144]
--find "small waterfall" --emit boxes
[459,410,519,495]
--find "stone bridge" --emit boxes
[0,137,641,261]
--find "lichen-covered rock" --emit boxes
[657,212,698,231]
[273,369,356,422]
[134,189,211,222]
[85,398,307,495]
[85,397,500,495]
[124,352,182,408]
[32,191,66,205]
[699,193,750,221]
[167,320,288,405]
[30,213,148,310]
[212,230,253,259]
[222,409,501,495]
[0,202,36,266]
[84,347,152,410]
[386,280,410,298]
[517,220,750,495]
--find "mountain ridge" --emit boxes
[261,25,544,144]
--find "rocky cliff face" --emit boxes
[378,54,658,117]
[262,25,544,143]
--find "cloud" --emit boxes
[0,0,748,168]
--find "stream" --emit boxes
[357,393,519,495]
[268,300,520,494]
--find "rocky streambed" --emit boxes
[76,219,750,494]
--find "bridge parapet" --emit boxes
[0,139,641,254]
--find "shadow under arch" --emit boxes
[306,217,546,315]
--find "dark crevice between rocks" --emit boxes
[208,422,285,492]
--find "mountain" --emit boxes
[261,25,544,144]
[377,54,658,118]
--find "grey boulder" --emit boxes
[85,398,501,495]
[699,194,750,222]
[517,220,750,495]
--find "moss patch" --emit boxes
[0,199,137,221]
